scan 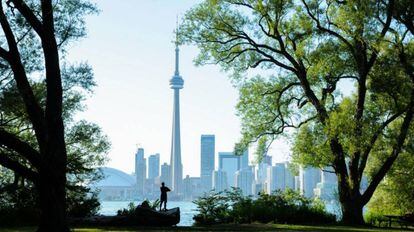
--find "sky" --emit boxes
[67,0,291,177]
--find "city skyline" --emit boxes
[66,0,292,177]
[96,140,346,202]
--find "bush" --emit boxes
[192,191,233,225]
[67,192,101,217]
[364,211,388,227]
[193,188,336,225]
[117,202,137,216]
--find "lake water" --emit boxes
[99,200,341,226]
[100,201,197,226]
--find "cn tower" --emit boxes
[169,36,184,194]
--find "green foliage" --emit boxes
[193,188,336,225]
[116,200,161,216]
[66,190,101,218]
[192,190,233,224]
[180,1,414,223]
[117,202,137,216]
[366,147,414,216]
[148,199,161,210]
[364,211,388,227]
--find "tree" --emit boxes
[366,141,414,216]
[180,0,414,224]
[0,0,97,231]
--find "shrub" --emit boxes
[364,211,388,227]
[117,202,137,216]
[192,190,233,225]
[193,188,336,225]
[67,191,101,217]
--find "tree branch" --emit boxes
[7,0,44,38]
[358,110,405,178]
[0,3,46,150]
[0,151,38,182]
[0,129,41,168]
[302,0,355,55]
[361,100,414,204]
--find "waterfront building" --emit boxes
[284,162,295,190]
[183,175,192,200]
[160,162,171,187]
[183,175,203,200]
[95,167,136,201]
[218,152,240,188]
[135,148,146,197]
[256,155,272,184]
[253,182,264,195]
[262,154,272,166]
[266,163,286,193]
[240,149,249,170]
[235,167,254,196]
[257,165,267,184]
[190,177,203,198]
[294,176,301,191]
[314,167,338,200]
[299,166,321,198]
[144,178,159,200]
[148,153,160,179]
[200,135,215,191]
[212,169,228,192]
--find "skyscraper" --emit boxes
[235,167,254,196]
[294,176,301,191]
[240,149,249,170]
[314,167,337,200]
[160,162,171,187]
[262,154,272,166]
[284,162,295,190]
[135,148,146,197]
[266,163,285,193]
[299,166,321,198]
[213,170,228,192]
[183,175,192,200]
[200,135,215,191]
[148,153,160,179]
[218,152,240,188]
[169,39,184,194]
[256,154,272,188]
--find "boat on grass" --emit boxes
[70,207,180,227]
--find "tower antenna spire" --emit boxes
[175,14,180,47]
[175,15,179,46]
[174,15,180,76]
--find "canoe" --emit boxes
[121,207,181,226]
[70,207,180,227]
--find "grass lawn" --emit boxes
[1,224,413,232]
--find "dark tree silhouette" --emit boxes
[0,0,97,231]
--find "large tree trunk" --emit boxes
[332,139,366,225]
[340,198,365,225]
[335,175,366,225]
[37,164,68,232]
